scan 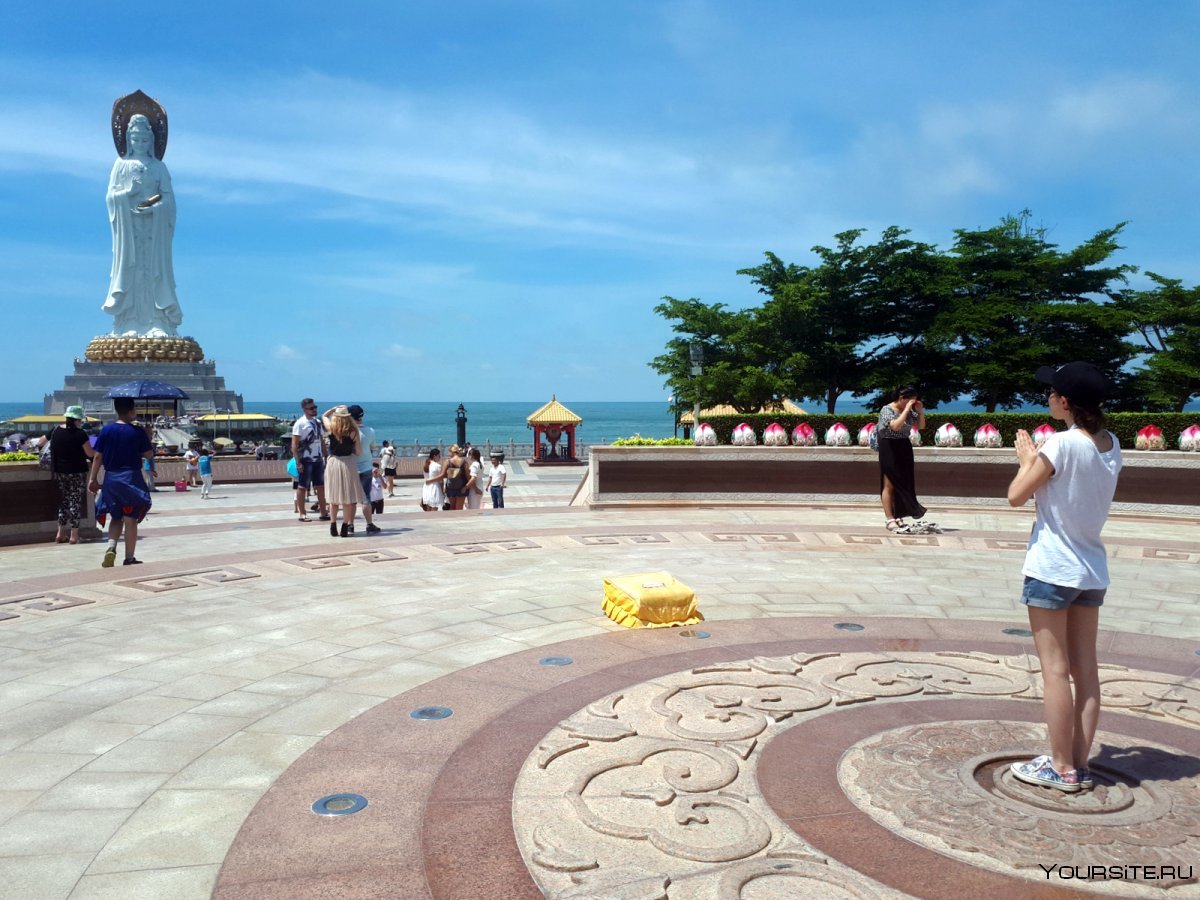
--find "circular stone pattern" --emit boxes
[514,651,1200,898]
[841,721,1200,895]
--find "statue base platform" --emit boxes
[45,357,244,420]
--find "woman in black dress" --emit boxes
[45,405,96,544]
[877,386,926,532]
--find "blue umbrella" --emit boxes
[105,381,190,420]
[105,381,189,400]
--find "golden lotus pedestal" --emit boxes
[44,335,244,420]
[85,336,205,363]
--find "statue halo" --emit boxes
[112,90,169,160]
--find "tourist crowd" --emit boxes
[289,399,508,536]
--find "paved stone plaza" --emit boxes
[0,463,1197,898]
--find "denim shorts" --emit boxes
[296,456,325,489]
[1020,575,1105,610]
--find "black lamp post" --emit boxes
[687,341,704,440]
[455,403,467,447]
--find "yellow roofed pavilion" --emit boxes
[5,414,101,425]
[526,395,583,426]
[679,399,807,425]
[194,414,279,423]
[526,395,583,465]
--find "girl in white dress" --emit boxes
[421,449,445,511]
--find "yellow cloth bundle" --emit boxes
[602,572,703,629]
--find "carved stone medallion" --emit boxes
[841,721,1200,894]
[514,652,1199,898]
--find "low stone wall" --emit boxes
[0,463,100,545]
[583,446,1200,514]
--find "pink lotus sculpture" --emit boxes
[1032,424,1057,447]
[763,422,788,446]
[1179,424,1200,452]
[1136,424,1165,451]
[693,423,716,446]
[857,422,876,446]
[791,423,817,446]
[731,423,757,446]
[974,423,1002,448]
[824,422,850,447]
[934,422,961,447]
[909,428,923,447]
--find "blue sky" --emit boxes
[2,1,1197,402]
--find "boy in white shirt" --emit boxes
[369,463,386,515]
[488,453,507,508]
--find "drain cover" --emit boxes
[679,629,711,639]
[311,793,367,816]
[1002,627,1033,637]
[834,623,865,632]
[410,706,453,720]
[539,656,574,666]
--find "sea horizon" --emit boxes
[4,397,1196,446]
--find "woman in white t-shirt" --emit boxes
[1006,362,1121,794]
[462,448,485,510]
[183,447,200,486]
[380,441,397,497]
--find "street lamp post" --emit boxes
[688,341,704,440]
[455,404,467,447]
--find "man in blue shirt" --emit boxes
[88,397,154,567]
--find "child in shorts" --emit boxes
[370,463,385,515]
[198,450,213,499]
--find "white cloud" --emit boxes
[383,344,421,361]
[841,76,1192,210]
[272,344,301,361]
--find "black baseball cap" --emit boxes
[347,404,364,420]
[1034,362,1111,407]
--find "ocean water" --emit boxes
[5,397,1196,444]
[0,401,679,446]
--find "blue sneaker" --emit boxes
[1010,755,1080,792]
[1077,767,1093,790]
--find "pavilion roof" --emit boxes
[679,398,808,424]
[194,413,279,422]
[526,395,583,425]
[5,414,101,424]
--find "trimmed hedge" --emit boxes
[0,452,38,462]
[695,412,1200,449]
[612,436,693,446]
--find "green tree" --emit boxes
[1119,273,1200,411]
[649,297,790,415]
[743,227,956,413]
[931,211,1134,411]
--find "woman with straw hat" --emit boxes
[320,405,361,537]
[43,405,96,544]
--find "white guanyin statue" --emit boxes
[102,92,183,337]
